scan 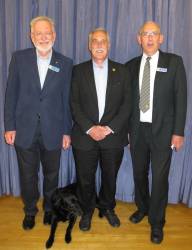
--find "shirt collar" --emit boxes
[92,58,108,69]
[143,50,159,61]
[36,49,52,61]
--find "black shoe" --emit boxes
[129,210,147,224]
[23,215,35,230]
[99,209,120,227]
[79,213,92,231]
[43,211,52,225]
[151,227,163,244]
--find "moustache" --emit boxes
[93,48,105,52]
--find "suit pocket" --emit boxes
[163,116,174,124]
[111,81,121,86]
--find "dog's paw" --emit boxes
[46,239,54,249]
[65,234,72,244]
[98,211,104,218]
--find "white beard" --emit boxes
[35,41,54,54]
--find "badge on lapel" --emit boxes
[112,68,116,72]
[48,65,60,72]
[156,67,167,72]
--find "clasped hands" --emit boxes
[88,125,112,141]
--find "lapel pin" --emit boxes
[112,68,116,72]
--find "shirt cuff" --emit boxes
[86,126,94,134]
[106,126,114,134]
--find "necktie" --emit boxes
[139,57,151,113]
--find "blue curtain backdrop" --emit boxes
[0,0,192,207]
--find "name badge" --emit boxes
[48,65,60,72]
[157,67,167,72]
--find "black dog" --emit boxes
[46,183,82,248]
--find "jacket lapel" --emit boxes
[135,56,142,106]
[41,50,59,93]
[85,60,98,107]
[29,49,41,91]
[153,51,167,108]
[104,60,115,109]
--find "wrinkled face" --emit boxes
[31,20,56,56]
[89,30,110,63]
[137,22,164,56]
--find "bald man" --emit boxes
[125,21,187,244]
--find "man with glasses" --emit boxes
[125,21,187,244]
[4,16,72,230]
[70,28,132,231]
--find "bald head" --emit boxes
[137,21,164,56]
[139,21,161,35]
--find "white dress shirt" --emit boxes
[37,50,52,89]
[139,50,159,122]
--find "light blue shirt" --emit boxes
[36,50,52,89]
[93,58,108,121]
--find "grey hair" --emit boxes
[88,27,110,46]
[30,16,55,32]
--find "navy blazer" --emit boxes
[4,48,73,150]
[125,50,187,149]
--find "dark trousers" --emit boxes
[130,122,172,228]
[15,122,61,216]
[73,146,124,214]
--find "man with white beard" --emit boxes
[4,16,72,230]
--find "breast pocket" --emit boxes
[111,81,121,87]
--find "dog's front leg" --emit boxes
[65,215,77,243]
[46,215,58,248]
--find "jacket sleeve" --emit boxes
[63,59,73,135]
[70,66,95,133]
[173,56,187,136]
[4,53,19,131]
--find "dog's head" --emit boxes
[52,188,83,217]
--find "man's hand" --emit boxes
[103,126,113,136]
[171,135,184,151]
[62,135,71,150]
[4,131,16,145]
[88,126,107,141]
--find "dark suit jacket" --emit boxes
[4,48,73,150]
[125,50,187,149]
[70,59,132,150]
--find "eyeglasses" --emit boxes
[140,31,160,37]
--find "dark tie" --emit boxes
[139,57,151,113]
